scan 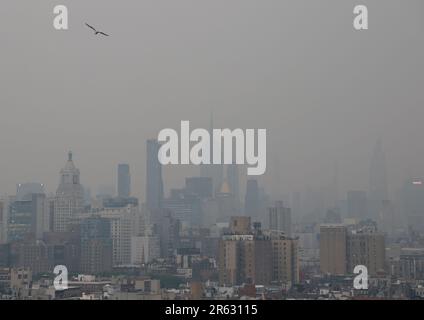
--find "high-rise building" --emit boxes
[130,235,160,265]
[80,216,113,274]
[8,197,34,242]
[199,115,224,195]
[268,201,292,237]
[42,229,81,274]
[320,224,386,276]
[347,190,368,222]
[199,164,223,197]
[401,178,424,232]
[218,234,260,286]
[378,200,396,234]
[96,206,135,266]
[117,164,131,198]
[227,164,240,210]
[185,177,213,199]
[200,198,219,227]
[158,210,181,258]
[54,152,84,232]
[218,223,298,286]
[269,231,299,285]
[216,181,238,223]
[254,238,273,285]
[146,139,164,220]
[163,191,202,227]
[7,184,49,242]
[245,179,259,218]
[347,230,386,276]
[11,241,50,275]
[369,140,389,220]
[320,225,347,275]
[0,198,8,244]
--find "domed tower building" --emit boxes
[54,151,84,232]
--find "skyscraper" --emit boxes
[96,206,135,266]
[131,234,160,265]
[216,181,238,223]
[270,231,299,285]
[347,229,386,276]
[185,177,213,199]
[320,225,347,275]
[8,190,49,242]
[218,223,299,286]
[320,224,386,276]
[369,140,389,219]
[54,152,84,232]
[0,198,8,244]
[199,114,224,195]
[268,201,292,237]
[227,164,240,210]
[245,179,259,218]
[401,178,424,232]
[162,190,202,227]
[117,164,131,198]
[146,139,164,216]
[80,216,113,274]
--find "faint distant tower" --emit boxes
[369,140,389,219]
[216,180,238,223]
[332,161,339,208]
[199,113,223,195]
[54,151,84,232]
[117,164,131,198]
[347,190,368,222]
[245,179,259,218]
[227,164,240,210]
[146,140,164,213]
[401,178,424,232]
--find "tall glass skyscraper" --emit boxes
[117,164,131,198]
[369,140,389,219]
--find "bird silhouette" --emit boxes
[85,23,109,37]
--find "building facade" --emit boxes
[54,152,84,232]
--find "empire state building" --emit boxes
[54,151,84,232]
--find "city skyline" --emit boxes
[0,140,420,211]
[2,0,424,302]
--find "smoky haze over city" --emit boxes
[0,0,423,199]
[1,0,424,301]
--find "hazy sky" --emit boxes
[1,0,423,202]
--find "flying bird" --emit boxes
[85,23,109,37]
